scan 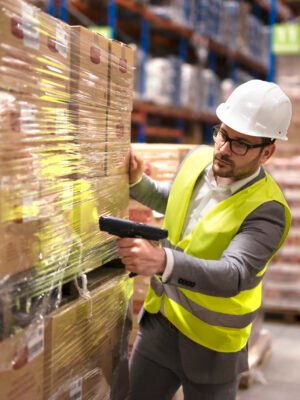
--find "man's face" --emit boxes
[212,124,274,182]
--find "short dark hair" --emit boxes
[261,137,276,145]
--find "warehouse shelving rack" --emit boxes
[47,0,292,143]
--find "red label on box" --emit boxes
[13,346,29,370]
[11,17,24,39]
[48,36,58,53]
[119,58,127,73]
[90,46,101,64]
[116,123,124,139]
[10,110,21,132]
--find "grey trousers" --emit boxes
[129,312,240,400]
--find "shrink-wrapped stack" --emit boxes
[0,0,134,291]
[0,1,134,398]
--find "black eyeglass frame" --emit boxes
[212,125,273,156]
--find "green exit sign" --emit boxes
[272,24,300,55]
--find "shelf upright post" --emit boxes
[176,37,188,143]
[230,60,239,84]
[137,116,147,143]
[267,0,277,82]
[59,0,68,22]
[253,2,262,19]
[139,18,150,99]
[203,123,213,144]
[47,0,56,17]
[137,18,150,143]
[207,50,217,72]
[108,0,117,39]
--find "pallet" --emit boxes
[239,328,272,389]
[264,308,300,324]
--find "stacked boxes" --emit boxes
[0,0,134,290]
[0,1,71,100]
[0,1,134,398]
[0,1,73,286]
[276,56,300,144]
[44,270,131,400]
[263,150,300,320]
[69,26,134,274]
[262,57,300,319]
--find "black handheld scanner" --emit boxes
[99,216,168,277]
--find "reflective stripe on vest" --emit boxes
[144,146,291,352]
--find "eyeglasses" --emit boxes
[212,125,268,156]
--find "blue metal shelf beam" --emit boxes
[108,0,117,39]
[139,18,150,99]
[177,37,188,143]
[267,0,277,82]
[59,0,68,22]
[137,18,150,143]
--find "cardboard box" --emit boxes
[50,353,112,400]
[0,91,71,139]
[44,272,131,399]
[129,199,153,224]
[71,174,129,253]
[79,141,130,178]
[132,143,195,182]
[0,170,128,280]
[0,221,39,277]
[70,26,109,108]
[0,92,75,191]
[108,40,135,112]
[0,1,71,99]
[0,323,44,400]
[70,26,134,111]
[70,104,131,178]
[0,174,74,280]
[72,104,131,143]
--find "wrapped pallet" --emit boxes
[0,1,135,399]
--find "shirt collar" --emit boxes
[205,164,261,194]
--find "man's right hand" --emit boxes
[129,150,144,185]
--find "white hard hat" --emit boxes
[216,79,292,141]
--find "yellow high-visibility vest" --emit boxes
[144,146,291,352]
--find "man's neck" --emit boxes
[215,176,234,186]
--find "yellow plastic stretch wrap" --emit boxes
[0,1,134,399]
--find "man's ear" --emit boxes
[261,144,276,164]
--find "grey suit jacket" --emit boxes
[130,147,286,384]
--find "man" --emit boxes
[118,80,292,400]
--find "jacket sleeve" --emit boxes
[130,174,172,214]
[165,201,286,297]
[129,146,203,214]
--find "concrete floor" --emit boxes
[238,321,300,400]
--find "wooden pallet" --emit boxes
[239,328,272,389]
[264,308,300,324]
